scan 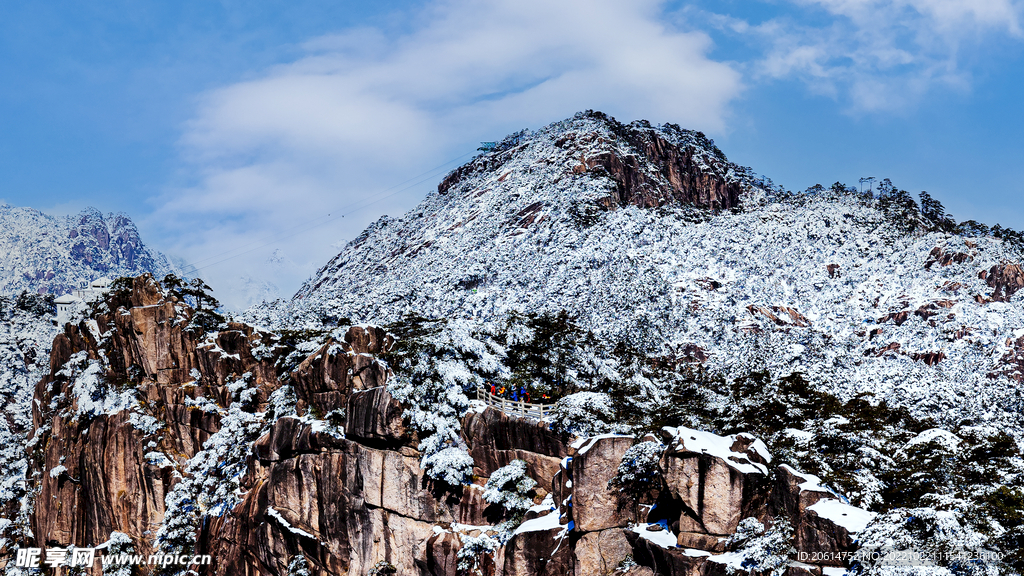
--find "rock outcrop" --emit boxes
[21,275,875,576]
[983,261,1024,302]
[569,435,638,532]
[463,407,568,492]
[659,428,772,539]
[437,113,742,213]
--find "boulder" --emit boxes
[291,326,390,417]
[984,262,1024,302]
[772,465,866,567]
[502,518,571,576]
[677,532,727,552]
[570,435,637,532]
[660,428,772,536]
[345,386,409,447]
[572,528,632,576]
[462,406,567,492]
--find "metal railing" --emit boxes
[475,387,554,420]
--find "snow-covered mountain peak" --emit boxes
[296,111,755,301]
[435,110,749,213]
[0,203,176,296]
[248,111,1024,435]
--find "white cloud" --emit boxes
[709,0,1022,111]
[150,0,741,309]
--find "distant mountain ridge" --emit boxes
[0,204,176,296]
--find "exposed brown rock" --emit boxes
[985,262,1024,302]
[771,465,846,564]
[439,117,742,212]
[26,273,883,576]
[345,386,409,447]
[572,528,632,576]
[662,452,770,536]
[29,409,171,562]
[877,310,909,326]
[747,305,811,328]
[625,529,729,576]
[208,418,478,575]
[676,532,727,552]
[462,406,568,492]
[570,436,638,532]
[580,135,740,211]
[426,531,461,576]
[939,281,963,293]
[910,351,946,366]
[291,326,391,417]
[925,246,972,269]
[865,342,901,357]
[503,522,572,576]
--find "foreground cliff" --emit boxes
[13,275,883,576]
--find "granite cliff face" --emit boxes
[16,275,867,576]
[435,116,742,213]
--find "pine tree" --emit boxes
[918,192,955,233]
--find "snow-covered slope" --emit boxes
[0,294,56,550]
[248,112,1023,432]
[0,204,176,296]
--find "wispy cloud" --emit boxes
[151,0,742,308]
[705,0,1022,111]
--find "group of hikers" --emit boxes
[486,382,549,404]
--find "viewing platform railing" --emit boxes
[475,387,554,420]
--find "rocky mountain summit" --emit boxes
[0,204,175,296]
[258,110,1024,442]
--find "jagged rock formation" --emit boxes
[18,276,866,575]
[0,203,177,567]
[436,118,741,212]
[0,204,175,296]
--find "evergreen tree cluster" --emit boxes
[815,178,1024,249]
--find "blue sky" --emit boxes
[1,0,1023,307]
